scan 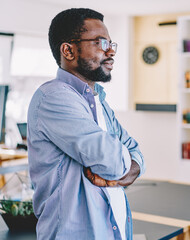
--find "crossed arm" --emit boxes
[84,159,140,187]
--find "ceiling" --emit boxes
[34,0,190,15]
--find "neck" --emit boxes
[74,72,95,90]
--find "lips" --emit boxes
[102,59,114,70]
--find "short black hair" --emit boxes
[48,8,104,66]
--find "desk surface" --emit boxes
[0,164,28,175]
[0,149,27,161]
[125,179,190,240]
[133,219,183,240]
[126,180,190,220]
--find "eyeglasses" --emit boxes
[69,38,117,53]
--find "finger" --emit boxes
[106,180,118,187]
[84,168,95,183]
[93,174,107,187]
[83,167,89,176]
[84,168,93,179]
[84,168,107,187]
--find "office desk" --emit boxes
[125,179,190,240]
[0,148,28,187]
[0,149,27,162]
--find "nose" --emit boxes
[105,48,116,57]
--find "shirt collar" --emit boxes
[94,83,106,102]
[56,68,89,95]
[56,68,106,101]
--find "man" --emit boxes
[27,8,145,240]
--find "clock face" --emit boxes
[142,46,159,64]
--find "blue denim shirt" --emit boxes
[27,68,145,240]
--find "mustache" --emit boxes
[100,58,114,64]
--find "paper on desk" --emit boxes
[0,148,27,160]
[133,234,147,240]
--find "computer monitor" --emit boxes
[16,122,27,150]
[0,85,9,144]
[17,122,27,141]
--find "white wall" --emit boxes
[115,111,179,181]
[0,0,60,35]
[100,15,129,111]
[1,0,190,182]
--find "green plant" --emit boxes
[0,200,34,216]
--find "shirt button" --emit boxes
[90,104,94,108]
[86,88,90,93]
[113,226,117,231]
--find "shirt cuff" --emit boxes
[120,145,132,177]
[130,151,146,177]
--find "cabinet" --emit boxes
[133,14,179,109]
[178,16,190,162]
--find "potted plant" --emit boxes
[0,173,37,231]
[0,199,37,231]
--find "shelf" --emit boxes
[136,104,176,112]
[181,123,190,129]
[181,158,190,161]
[178,17,190,171]
[180,52,190,57]
[180,88,190,93]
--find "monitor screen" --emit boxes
[0,85,9,144]
[17,122,27,141]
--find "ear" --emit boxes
[60,43,75,61]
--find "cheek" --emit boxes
[86,55,104,68]
[90,57,101,65]
[79,48,104,67]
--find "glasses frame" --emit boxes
[69,38,117,53]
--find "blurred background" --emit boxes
[1,0,190,184]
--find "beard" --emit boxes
[76,56,111,83]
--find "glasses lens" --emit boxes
[100,39,117,53]
[100,39,109,52]
[111,43,117,53]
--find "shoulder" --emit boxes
[29,78,84,106]
[39,79,81,98]
[29,79,90,117]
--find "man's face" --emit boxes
[75,19,115,83]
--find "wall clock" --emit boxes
[142,46,159,64]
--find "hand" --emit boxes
[83,167,117,187]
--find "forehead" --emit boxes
[81,19,111,40]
